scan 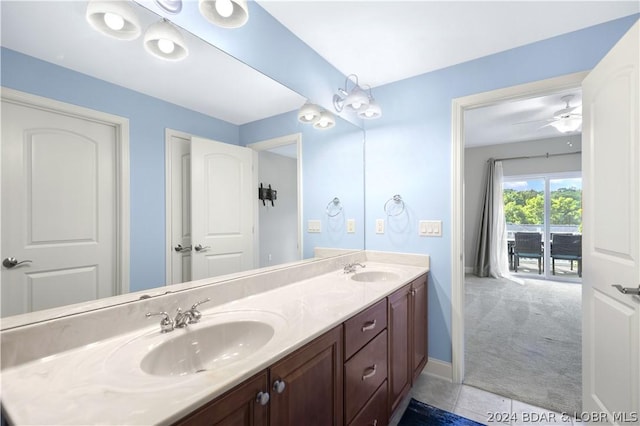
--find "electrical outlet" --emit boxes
[376,219,384,234]
[308,220,321,233]
[347,219,356,233]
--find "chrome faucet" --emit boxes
[343,263,366,273]
[174,298,211,328]
[147,298,211,332]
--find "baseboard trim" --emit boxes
[464,266,473,274]
[423,357,453,382]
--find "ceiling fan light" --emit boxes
[298,103,321,124]
[199,0,249,28]
[313,111,336,130]
[551,117,582,133]
[144,20,188,61]
[86,0,141,40]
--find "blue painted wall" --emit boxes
[363,15,638,363]
[241,112,365,256]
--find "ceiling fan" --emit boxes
[517,94,583,133]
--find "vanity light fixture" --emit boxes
[297,102,322,124]
[333,74,382,119]
[86,0,142,40]
[199,0,249,28]
[155,0,183,14]
[144,19,189,61]
[313,110,336,130]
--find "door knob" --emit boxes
[612,284,640,296]
[194,244,211,252]
[2,257,33,269]
[174,244,192,253]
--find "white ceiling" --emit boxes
[2,1,638,143]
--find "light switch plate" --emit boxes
[419,220,442,237]
[376,219,384,234]
[347,219,356,233]
[308,220,321,233]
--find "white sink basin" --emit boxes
[141,320,274,376]
[106,310,287,381]
[351,271,400,282]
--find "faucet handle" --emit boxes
[146,311,174,333]
[189,298,211,323]
[191,298,211,310]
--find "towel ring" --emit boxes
[326,197,343,217]
[384,194,405,216]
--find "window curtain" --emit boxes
[473,160,510,278]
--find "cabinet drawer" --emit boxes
[344,330,388,424]
[344,299,387,359]
[348,380,388,426]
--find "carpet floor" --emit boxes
[464,274,582,415]
[399,398,484,426]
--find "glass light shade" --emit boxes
[550,117,582,133]
[144,20,188,61]
[357,99,382,119]
[298,103,321,124]
[343,88,369,111]
[199,0,249,28]
[86,0,141,40]
[313,111,336,130]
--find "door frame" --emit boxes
[247,133,303,262]
[0,87,130,295]
[450,71,588,383]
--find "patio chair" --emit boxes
[513,232,543,274]
[551,234,582,277]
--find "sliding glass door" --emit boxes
[504,173,582,281]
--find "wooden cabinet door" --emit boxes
[411,275,428,382]
[269,326,343,426]
[174,370,269,426]
[387,283,411,414]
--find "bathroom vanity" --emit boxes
[0,251,429,425]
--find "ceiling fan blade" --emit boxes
[512,118,555,125]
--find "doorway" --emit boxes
[450,71,588,384]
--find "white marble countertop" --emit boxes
[0,261,428,425]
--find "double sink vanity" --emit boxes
[0,251,429,425]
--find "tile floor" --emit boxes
[389,373,586,426]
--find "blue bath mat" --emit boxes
[399,399,484,425]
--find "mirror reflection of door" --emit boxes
[1,92,127,317]
[166,131,257,284]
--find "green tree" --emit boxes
[523,194,544,224]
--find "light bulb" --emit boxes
[351,101,362,110]
[215,0,234,17]
[157,38,175,54]
[104,12,125,31]
[304,113,315,121]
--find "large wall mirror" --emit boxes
[0,0,364,324]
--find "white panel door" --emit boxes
[191,137,255,280]
[1,100,117,316]
[168,133,192,285]
[582,20,639,422]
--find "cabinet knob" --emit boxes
[256,391,270,406]
[273,379,286,394]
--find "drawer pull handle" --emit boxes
[361,320,376,332]
[372,420,378,426]
[362,364,377,381]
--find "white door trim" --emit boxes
[0,87,130,295]
[247,133,303,261]
[450,71,588,383]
